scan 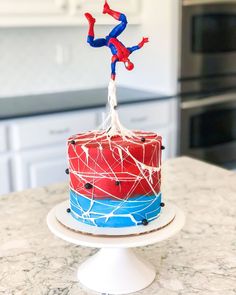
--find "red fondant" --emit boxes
[68,131,162,200]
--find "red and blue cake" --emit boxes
[67,130,163,228]
[65,1,164,228]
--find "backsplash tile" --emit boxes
[0,27,111,97]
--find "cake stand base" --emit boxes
[47,203,185,295]
[78,248,155,294]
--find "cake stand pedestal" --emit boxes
[47,203,185,295]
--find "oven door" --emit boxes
[181,92,236,164]
[181,0,236,81]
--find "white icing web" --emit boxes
[68,80,162,226]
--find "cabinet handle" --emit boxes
[54,0,67,10]
[183,0,236,6]
[69,0,81,15]
[130,116,148,123]
[181,92,236,110]
[49,128,70,135]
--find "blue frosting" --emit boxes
[69,190,162,228]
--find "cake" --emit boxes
[67,129,163,228]
[65,1,164,228]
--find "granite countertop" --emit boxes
[1,157,236,295]
[0,87,172,120]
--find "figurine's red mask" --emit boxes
[124,59,134,71]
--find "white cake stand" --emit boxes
[47,201,185,295]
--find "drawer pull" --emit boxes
[130,116,148,123]
[54,0,67,9]
[49,128,70,135]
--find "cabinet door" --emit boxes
[0,156,11,196]
[152,128,171,162]
[118,99,178,161]
[0,125,7,153]
[0,0,67,15]
[72,0,140,17]
[12,145,68,191]
[118,101,170,130]
[109,0,140,15]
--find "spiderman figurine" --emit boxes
[85,1,149,80]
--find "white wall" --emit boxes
[0,0,180,98]
[119,0,180,95]
[0,26,111,97]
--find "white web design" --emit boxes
[68,80,162,227]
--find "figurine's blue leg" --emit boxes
[85,13,107,47]
[109,14,127,38]
[87,36,106,48]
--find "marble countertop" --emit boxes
[1,157,236,295]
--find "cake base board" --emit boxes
[55,200,176,237]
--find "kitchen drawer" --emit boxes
[0,125,7,153]
[9,110,98,151]
[118,100,170,129]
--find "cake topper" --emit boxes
[84,0,149,137]
[85,0,149,80]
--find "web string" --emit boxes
[68,80,162,226]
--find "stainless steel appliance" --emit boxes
[181,92,236,164]
[179,0,236,166]
[180,0,236,94]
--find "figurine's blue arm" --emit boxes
[127,45,140,53]
[128,38,149,53]
[111,55,118,80]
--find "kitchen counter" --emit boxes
[0,87,172,120]
[1,157,236,295]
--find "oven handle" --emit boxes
[183,0,236,6]
[181,93,236,109]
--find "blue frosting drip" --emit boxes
[69,190,162,228]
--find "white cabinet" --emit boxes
[10,109,100,191]
[152,127,171,162]
[118,100,171,130]
[118,98,178,160]
[108,0,140,15]
[0,156,11,196]
[10,110,97,151]
[0,125,7,153]
[0,124,10,195]
[0,0,141,26]
[75,0,140,17]
[1,98,178,192]
[0,0,67,15]
[12,145,68,190]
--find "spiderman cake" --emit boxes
[66,1,164,228]
[67,130,163,228]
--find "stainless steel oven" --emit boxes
[180,0,236,94]
[181,92,236,164]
